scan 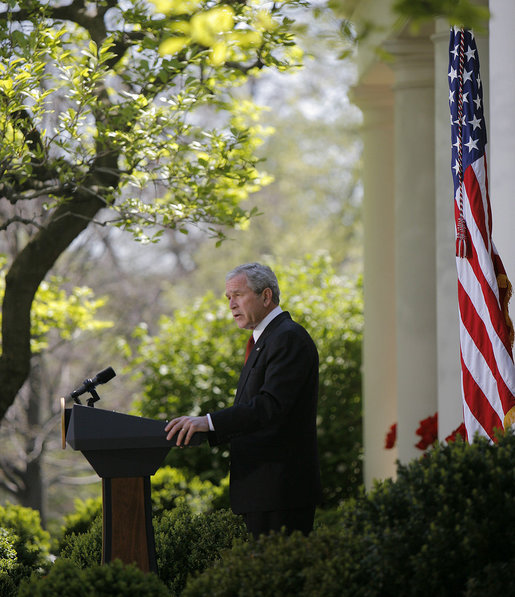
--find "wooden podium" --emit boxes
[62,402,206,572]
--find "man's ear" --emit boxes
[263,287,273,306]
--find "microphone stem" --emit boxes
[87,388,101,407]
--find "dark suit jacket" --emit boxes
[209,311,322,514]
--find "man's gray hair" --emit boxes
[226,263,280,305]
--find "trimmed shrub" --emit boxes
[183,527,363,597]
[339,431,515,597]
[154,504,248,595]
[151,467,229,515]
[18,558,169,597]
[465,558,515,596]
[18,558,90,597]
[184,431,515,597]
[0,503,51,571]
[0,529,17,597]
[0,503,51,592]
[60,497,102,539]
[57,503,247,594]
[58,516,102,568]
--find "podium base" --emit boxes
[102,476,157,573]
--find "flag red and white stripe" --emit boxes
[449,27,515,441]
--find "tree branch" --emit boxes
[1,0,133,62]
[0,215,44,232]
[225,56,265,74]
[0,476,20,495]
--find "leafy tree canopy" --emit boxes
[0,0,307,416]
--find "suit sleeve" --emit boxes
[208,325,318,446]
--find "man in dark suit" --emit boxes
[165,263,321,538]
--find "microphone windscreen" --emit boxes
[94,367,116,385]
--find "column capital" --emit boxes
[351,62,394,128]
[352,82,394,111]
[383,36,434,89]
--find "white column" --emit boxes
[489,0,515,288]
[385,37,438,464]
[353,64,397,486]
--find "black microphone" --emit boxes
[69,367,116,401]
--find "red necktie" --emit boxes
[244,334,255,364]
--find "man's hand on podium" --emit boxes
[165,415,209,447]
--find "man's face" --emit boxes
[225,273,271,330]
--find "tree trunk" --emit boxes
[0,172,116,419]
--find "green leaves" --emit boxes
[30,280,113,353]
[154,0,299,70]
[1,0,305,237]
[0,256,113,354]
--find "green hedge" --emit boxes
[184,431,515,596]
[18,559,169,597]
[0,503,51,594]
[59,497,103,539]
[182,527,351,597]
[8,431,515,596]
[341,430,515,596]
[150,467,229,515]
[58,516,103,569]
[58,504,247,595]
[154,504,248,595]
[0,503,51,571]
[465,557,515,596]
[0,529,17,597]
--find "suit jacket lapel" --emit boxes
[234,312,291,403]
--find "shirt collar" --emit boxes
[253,305,283,342]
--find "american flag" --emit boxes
[448,27,515,442]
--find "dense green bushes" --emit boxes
[338,430,515,597]
[58,504,247,595]
[465,557,515,596]
[0,503,51,571]
[0,529,18,596]
[18,559,170,597]
[4,431,515,595]
[183,431,515,596]
[150,467,229,514]
[0,474,240,595]
[59,516,103,569]
[154,505,247,595]
[182,527,346,597]
[0,503,51,594]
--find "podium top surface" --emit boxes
[66,404,206,451]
